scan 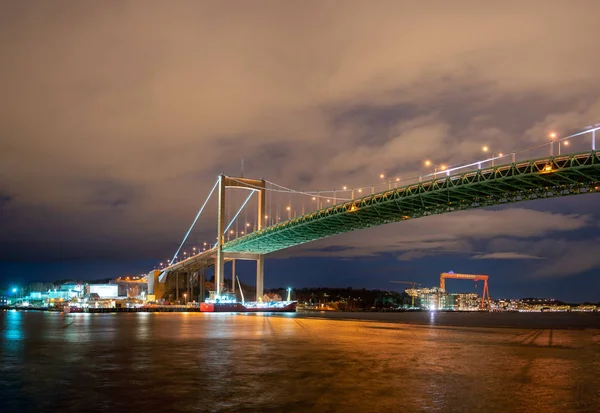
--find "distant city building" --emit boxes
[88,284,119,299]
[48,288,79,300]
[453,293,480,310]
[407,287,449,310]
[406,287,482,311]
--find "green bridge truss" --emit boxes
[223,150,600,254]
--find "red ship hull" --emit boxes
[200,302,297,313]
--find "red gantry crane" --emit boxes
[440,272,491,309]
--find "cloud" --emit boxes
[531,239,600,278]
[0,194,12,208]
[1,1,600,265]
[472,252,545,260]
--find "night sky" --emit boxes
[2,1,600,302]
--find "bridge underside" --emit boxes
[158,252,260,283]
[223,151,600,254]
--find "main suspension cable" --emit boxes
[171,178,219,264]
[224,190,255,236]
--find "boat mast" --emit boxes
[236,275,245,304]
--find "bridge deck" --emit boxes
[223,151,600,254]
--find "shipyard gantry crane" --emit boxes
[440,272,490,309]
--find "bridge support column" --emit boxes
[593,129,596,151]
[256,255,264,301]
[255,177,265,302]
[199,269,205,303]
[216,175,226,296]
[231,259,236,293]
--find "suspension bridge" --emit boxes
[148,126,600,301]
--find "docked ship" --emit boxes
[200,287,297,313]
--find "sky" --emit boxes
[1,1,600,301]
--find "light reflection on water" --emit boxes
[0,311,599,413]
[2,310,23,342]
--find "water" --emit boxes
[1,310,599,413]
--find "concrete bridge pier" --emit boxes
[256,255,264,301]
[231,259,236,292]
[215,175,226,295]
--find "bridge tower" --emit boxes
[216,174,266,298]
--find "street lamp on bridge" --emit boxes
[422,160,447,180]
[482,146,503,167]
[549,132,557,156]
[558,140,569,155]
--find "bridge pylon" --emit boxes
[216,174,266,298]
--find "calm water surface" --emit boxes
[1,310,599,413]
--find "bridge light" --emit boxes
[286,206,291,211]
[358,189,362,193]
[440,165,447,170]
[342,186,347,190]
[327,199,331,203]
[499,152,503,157]
[230,230,234,234]
[549,132,557,140]
[482,146,489,152]
[264,215,268,218]
[396,177,400,182]
[424,160,431,167]
[379,173,385,179]
[312,196,316,200]
[246,222,250,226]
[564,141,569,146]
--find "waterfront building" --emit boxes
[87,284,119,299]
[407,287,451,310]
[406,287,482,311]
[452,293,480,311]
